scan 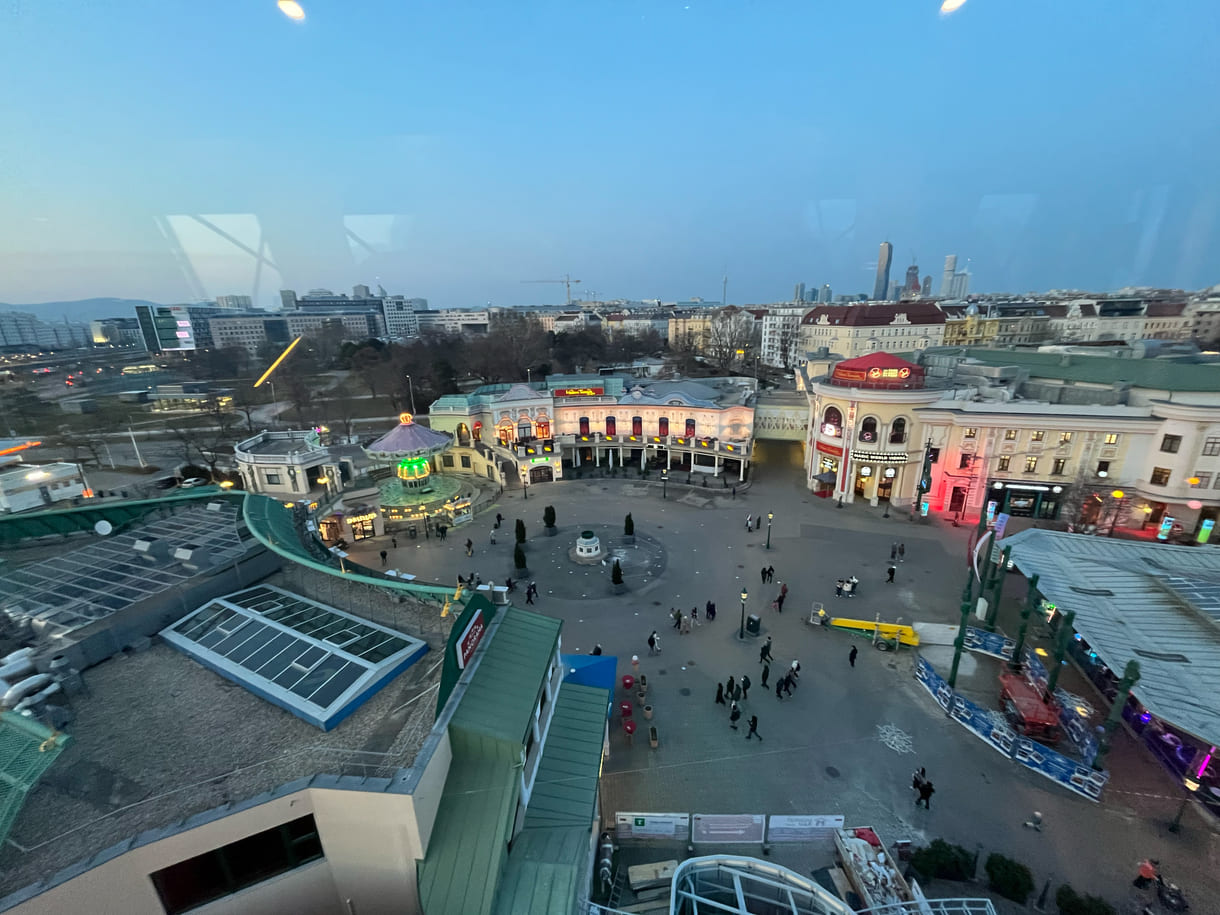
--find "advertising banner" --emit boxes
[615,813,690,841]
[691,814,766,843]
[766,815,844,843]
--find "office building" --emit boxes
[818,284,832,304]
[214,295,253,311]
[950,271,970,299]
[903,264,921,297]
[89,318,144,348]
[941,255,958,297]
[872,241,893,301]
[798,302,947,360]
[209,316,292,356]
[352,284,372,298]
[793,282,806,303]
[0,312,90,351]
[922,276,932,297]
[760,306,810,368]
[134,305,197,354]
[280,289,299,311]
[415,309,490,336]
[888,280,903,301]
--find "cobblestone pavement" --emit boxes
[345,455,1220,914]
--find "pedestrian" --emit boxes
[525,588,535,605]
[780,582,788,599]
[916,780,935,809]
[898,543,905,562]
[760,566,767,584]
[496,513,503,527]
[911,766,927,794]
[726,675,736,697]
[715,683,726,705]
[886,565,896,583]
[782,674,793,697]
[755,516,761,531]
[681,613,692,635]
[766,565,774,583]
[529,581,537,598]
[835,580,844,598]
[759,637,773,664]
[379,549,388,566]
[465,538,474,557]
[890,542,898,561]
[788,660,800,684]
[732,485,737,499]
[707,601,716,621]
[1133,859,1159,889]
[672,607,682,630]
[691,606,700,626]
[775,679,784,700]
[490,529,497,545]
[745,715,761,741]
[760,663,770,688]
[775,593,785,612]
[592,644,602,655]
[648,631,657,655]
[745,514,752,531]
[392,535,398,549]
[729,702,741,730]
[849,646,858,668]
[740,673,751,700]
[652,632,662,654]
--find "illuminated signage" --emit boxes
[1199,518,1216,545]
[456,608,486,670]
[554,387,604,397]
[816,441,844,457]
[867,367,911,380]
[821,423,839,436]
[1157,516,1175,541]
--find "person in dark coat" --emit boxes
[380,550,388,566]
[726,675,735,697]
[886,565,896,583]
[760,663,770,688]
[775,593,785,612]
[740,674,751,699]
[849,646,858,667]
[766,565,775,582]
[917,780,935,809]
[782,674,794,697]
[759,637,773,664]
[745,715,761,741]
[899,543,906,562]
[760,567,767,583]
[775,679,784,700]
[715,683,726,705]
[732,682,742,703]
[729,703,741,730]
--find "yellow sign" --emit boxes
[399,412,414,425]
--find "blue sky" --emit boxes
[1,0,1218,309]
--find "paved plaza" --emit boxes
[347,454,1220,913]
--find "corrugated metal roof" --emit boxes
[1004,529,1220,745]
[416,754,519,915]
[524,683,608,830]
[492,827,592,915]
[450,607,561,745]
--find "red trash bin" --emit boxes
[619,701,633,718]
[623,718,637,735]
[621,674,635,693]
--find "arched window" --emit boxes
[685,418,696,437]
[658,417,669,436]
[821,406,843,438]
[859,417,878,443]
[890,417,908,445]
[632,416,643,436]
[535,420,550,439]
[579,416,590,436]
[605,416,616,436]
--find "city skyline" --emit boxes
[2,1,1217,309]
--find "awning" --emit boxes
[813,471,837,484]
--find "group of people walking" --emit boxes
[669,601,716,634]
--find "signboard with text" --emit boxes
[614,812,690,840]
[554,387,604,397]
[766,815,844,842]
[456,608,486,670]
[691,814,766,843]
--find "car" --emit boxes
[179,477,209,488]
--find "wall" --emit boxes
[438,445,507,485]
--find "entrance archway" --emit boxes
[529,465,554,484]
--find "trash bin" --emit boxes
[408,526,417,539]
[746,614,762,636]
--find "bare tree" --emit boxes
[706,307,757,373]
[168,402,243,479]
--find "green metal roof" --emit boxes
[0,714,71,845]
[449,607,562,746]
[953,347,1220,392]
[416,754,520,915]
[523,683,608,830]
[491,827,592,915]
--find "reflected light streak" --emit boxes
[940,0,968,13]
[278,1,305,21]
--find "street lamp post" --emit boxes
[1169,777,1201,833]
[404,374,417,415]
[661,469,668,499]
[765,512,773,550]
[739,588,749,641]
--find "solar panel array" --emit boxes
[1165,574,1220,624]
[0,504,246,637]
[162,585,427,730]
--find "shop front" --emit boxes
[986,479,1067,519]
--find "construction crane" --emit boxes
[522,274,581,305]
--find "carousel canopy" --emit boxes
[365,413,453,460]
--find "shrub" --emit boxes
[515,518,526,543]
[1056,885,1115,915]
[543,505,556,529]
[514,544,527,570]
[985,853,1034,904]
[611,560,624,585]
[624,513,634,536]
[909,840,974,882]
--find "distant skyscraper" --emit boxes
[873,242,893,301]
[904,264,920,295]
[794,282,806,303]
[888,280,903,301]
[921,276,932,297]
[280,289,298,311]
[819,284,832,303]
[950,271,970,299]
[215,295,253,311]
[941,255,958,297]
[353,284,372,298]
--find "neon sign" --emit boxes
[554,387,603,396]
[868,367,911,379]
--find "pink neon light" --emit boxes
[1197,746,1215,778]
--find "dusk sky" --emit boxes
[2,0,1218,310]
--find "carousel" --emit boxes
[363,412,471,528]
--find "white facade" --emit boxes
[381,297,421,338]
[760,306,808,368]
[0,463,87,513]
[285,312,383,341]
[415,309,490,335]
[234,431,342,499]
[214,295,254,310]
